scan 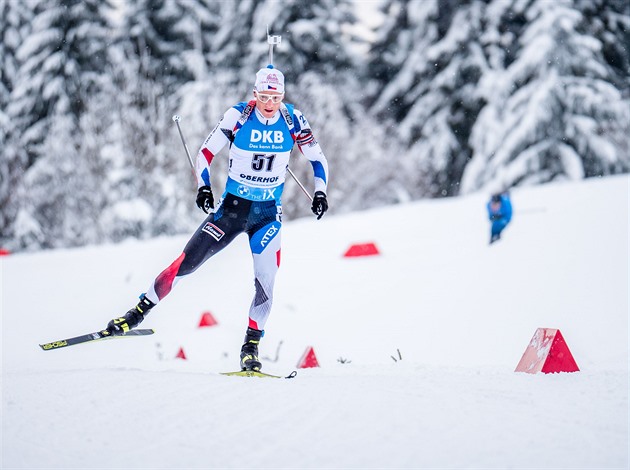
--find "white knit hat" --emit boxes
[254,65,285,94]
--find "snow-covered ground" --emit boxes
[2,175,628,469]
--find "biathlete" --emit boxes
[105,66,329,371]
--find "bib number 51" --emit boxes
[252,154,276,172]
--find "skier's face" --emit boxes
[254,91,284,118]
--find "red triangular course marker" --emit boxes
[198,311,218,327]
[175,347,187,360]
[297,346,320,368]
[515,328,579,374]
[343,242,380,258]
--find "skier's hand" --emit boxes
[311,191,328,220]
[196,185,214,213]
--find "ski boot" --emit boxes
[107,294,155,336]
[240,327,263,371]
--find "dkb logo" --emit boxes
[250,129,284,144]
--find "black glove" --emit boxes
[196,185,214,213]
[311,191,328,220]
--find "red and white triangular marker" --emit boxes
[515,328,579,374]
[198,311,218,327]
[297,346,320,368]
[175,347,187,360]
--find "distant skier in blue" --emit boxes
[104,66,329,372]
[487,192,512,244]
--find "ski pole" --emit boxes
[266,29,313,203]
[171,115,195,170]
[172,115,215,214]
[287,168,313,202]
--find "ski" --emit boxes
[220,370,298,379]
[39,328,155,351]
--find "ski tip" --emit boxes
[39,340,71,351]
[39,328,155,351]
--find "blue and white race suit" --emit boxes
[144,101,329,331]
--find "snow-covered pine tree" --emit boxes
[175,1,245,201]
[103,0,213,242]
[9,0,114,249]
[0,0,33,244]
[365,0,420,109]
[577,0,630,171]
[121,0,199,94]
[461,0,630,193]
[8,0,112,166]
[366,0,488,198]
[15,113,107,249]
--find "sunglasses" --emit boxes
[256,93,284,104]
